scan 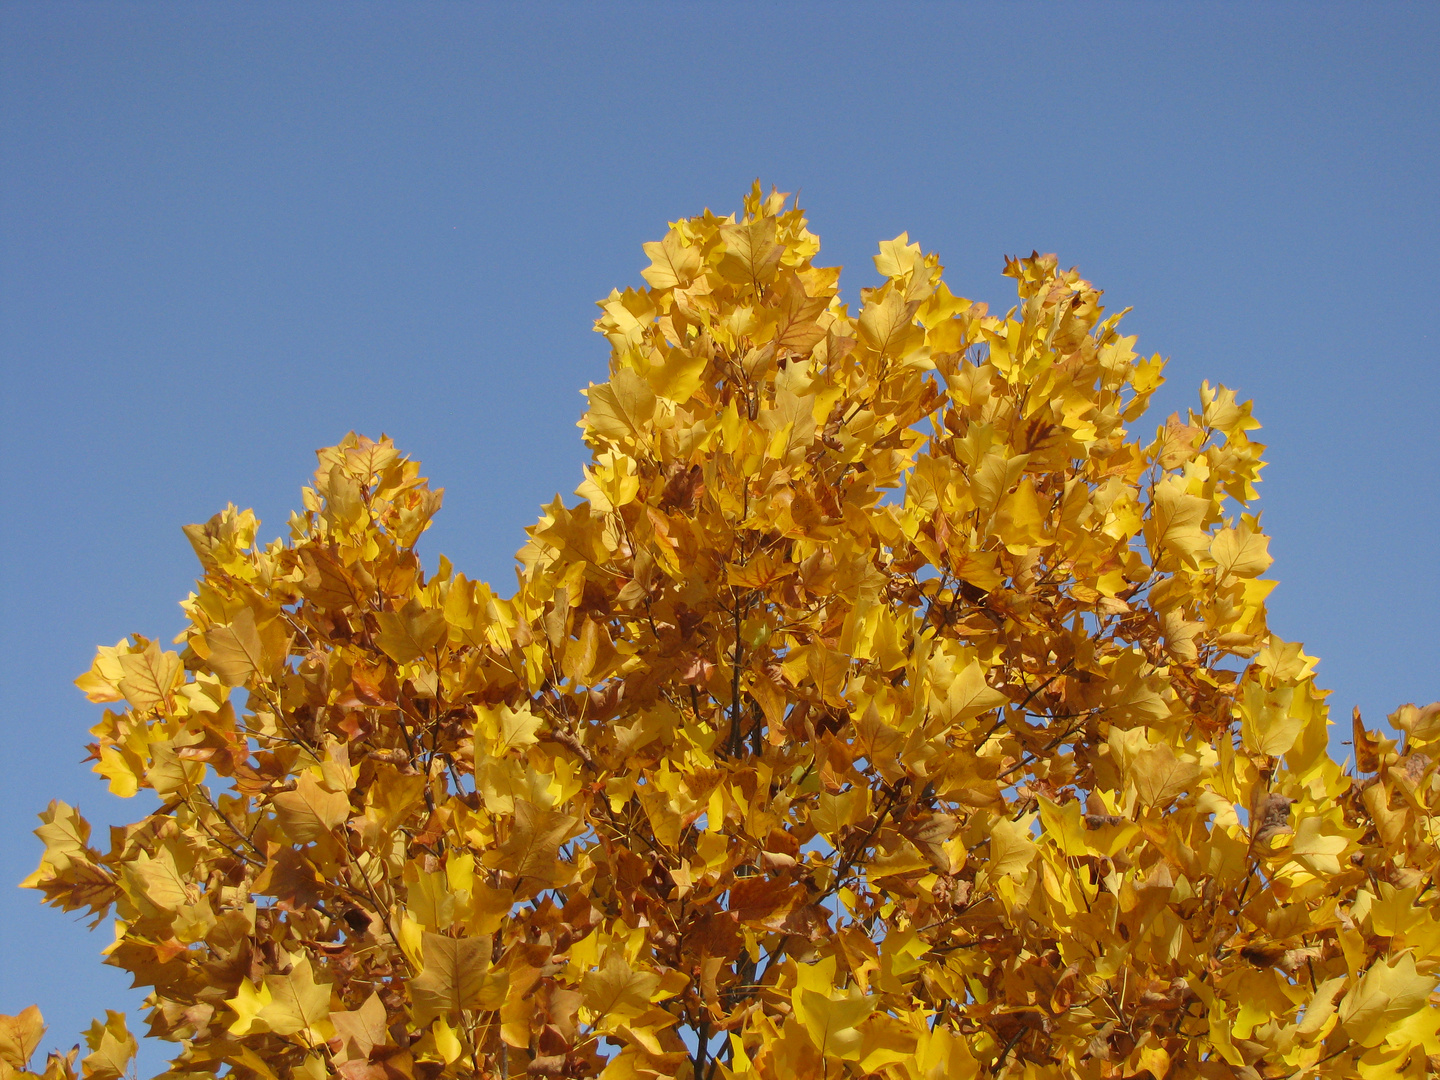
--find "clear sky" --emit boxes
[2,3,1436,1068]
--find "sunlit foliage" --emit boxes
[14,186,1440,1079]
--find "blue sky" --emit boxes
[2,2,1436,1067]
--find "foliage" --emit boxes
[12,185,1440,1079]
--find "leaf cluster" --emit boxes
[13,184,1440,1080]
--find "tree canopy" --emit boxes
[12,185,1440,1080]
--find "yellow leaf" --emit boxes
[1290,816,1349,876]
[582,950,660,1028]
[1210,525,1271,579]
[993,476,1046,551]
[0,1006,45,1071]
[1134,1045,1171,1080]
[1295,975,1346,1037]
[804,642,849,706]
[257,958,332,1039]
[432,1017,463,1064]
[948,547,1003,592]
[226,978,274,1037]
[81,1012,136,1080]
[1240,682,1304,758]
[1200,382,1259,435]
[410,933,507,1025]
[272,772,350,843]
[1339,952,1436,1047]
[646,345,709,404]
[94,745,140,799]
[483,799,579,888]
[640,233,701,290]
[1038,797,1093,858]
[1370,884,1426,938]
[477,702,543,755]
[233,1047,280,1080]
[812,789,867,842]
[375,600,446,665]
[74,641,128,703]
[562,616,603,683]
[1129,742,1201,807]
[858,289,920,358]
[1149,480,1210,569]
[795,988,874,1061]
[123,849,189,913]
[584,368,655,444]
[717,217,782,288]
[969,449,1029,519]
[874,233,923,281]
[988,814,1037,880]
[205,607,265,685]
[116,640,180,710]
[911,1025,979,1080]
[330,993,387,1063]
[934,660,1007,724]
[726,549,796,589]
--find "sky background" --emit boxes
[2,3,1437,1070]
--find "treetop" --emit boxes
[15,183,1440,1080]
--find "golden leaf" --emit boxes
[409,933,507,1024]
[933,660,1007,724]
[1240,681,1304,758]
[640,233,702,290]
[584,367,655,444]
[988,815,1037,880]
[1210,525,1272,579]
[375,600,446,665]
[256,958,332,1038]
[116,641,180,710]
[272,773,350,843]
[1129,742,1201,808]
[646,345,709,404]
[80,1012,135,1080]
[204,607,266,686]
[0,1007,45,1071]
[1149,480,1210,569]
[1339,952,1435,1047]
[484,799,579,888]
[795,988,874,1061]
[329,993,387,1064]
[581,951,660,1027]
[717,218,782,289]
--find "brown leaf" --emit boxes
[659,463,705,514]
[1354,706,1382,773]
[1250,792,1292,848]
[727,875,807,930]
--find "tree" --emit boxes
[12,183,1440,1080]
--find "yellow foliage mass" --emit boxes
[13,184,1440,1080]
